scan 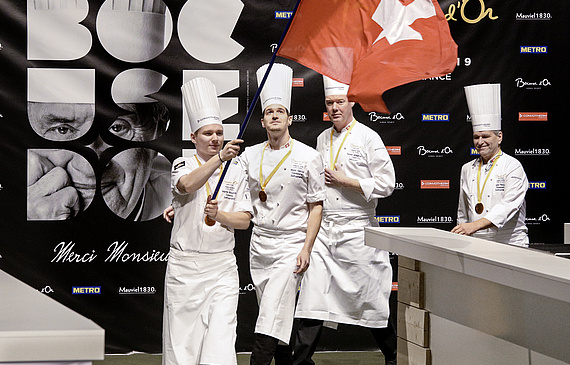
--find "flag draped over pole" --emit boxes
[277,0,458,113]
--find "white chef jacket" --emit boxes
[457,151,529,247]
[163,155,252,365]
[238,139,326,343]
[169,156,252,253]
[296,120,396,328]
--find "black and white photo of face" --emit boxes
[27,102,95,141]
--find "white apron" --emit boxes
[249,227,305,344]
[163,249,239,365]
[296,212,392,328]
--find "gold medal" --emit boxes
[475,203,484,214]
[475,151,501,216]
[258,140,293,204]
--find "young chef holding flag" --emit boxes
[237,63,326,365]
[162,77,252,365]
[451,83,529,246]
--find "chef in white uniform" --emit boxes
[237,63,326,365]
[162,77,252,365]
[293,76,397,365]
[452,83,529,247]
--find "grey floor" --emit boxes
[94,351,385,365]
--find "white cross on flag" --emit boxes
[277,0,458,113]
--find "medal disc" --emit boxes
[258,190,267,202]
[475,203,484,214]
[205,216,216,226]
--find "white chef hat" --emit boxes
[257,63,292,112]
[96,0,169,63]
[323,75,349,96]
[181,77,222,133]
[464,83,501,132]
[28,68,95,103]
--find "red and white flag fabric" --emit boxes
[277,0,458,113]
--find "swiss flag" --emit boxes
[277,0,458,113]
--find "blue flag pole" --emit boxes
[210,0,302,200]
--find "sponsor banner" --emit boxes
[375,215,401,224]
[519,112,548,121]
[520,46,548,54]
[386,146,402,156]
[529,181,547,189]
[422,113,450,122]
[420,180,450,189]
[73,286,102,294]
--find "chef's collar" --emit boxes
[333,118,356,134]
[266,137,292,150]
[481,149,503,165]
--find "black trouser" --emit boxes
[292,318,397,365]
[250,333,294,365]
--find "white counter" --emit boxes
[0,269,104,364]
[365,227,570,365]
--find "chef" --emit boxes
[452,83,529,246]
[237,63,326,365]
[293,76,397,365]
[162,77,252,365]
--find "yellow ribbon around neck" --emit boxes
[330,119,356,169]
[195,155,223,198]
[259,139,293,194]
[476,150,501,206]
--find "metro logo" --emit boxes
[275,11,293,19]
[72,286,101,294]
[375,215,401,223]
[422,114,449,121]
[520,46,548,54]
[528,181,546,189]
[420,180,450,189]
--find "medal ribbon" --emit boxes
[195,155,223,198]
[476,150,501,210]
[259,139,293,195]
[329,119,356,169]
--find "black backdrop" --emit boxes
[0,0,568,354]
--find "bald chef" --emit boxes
[162,77,252,365]
[452,83,529,246]
[237,63,326,365]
